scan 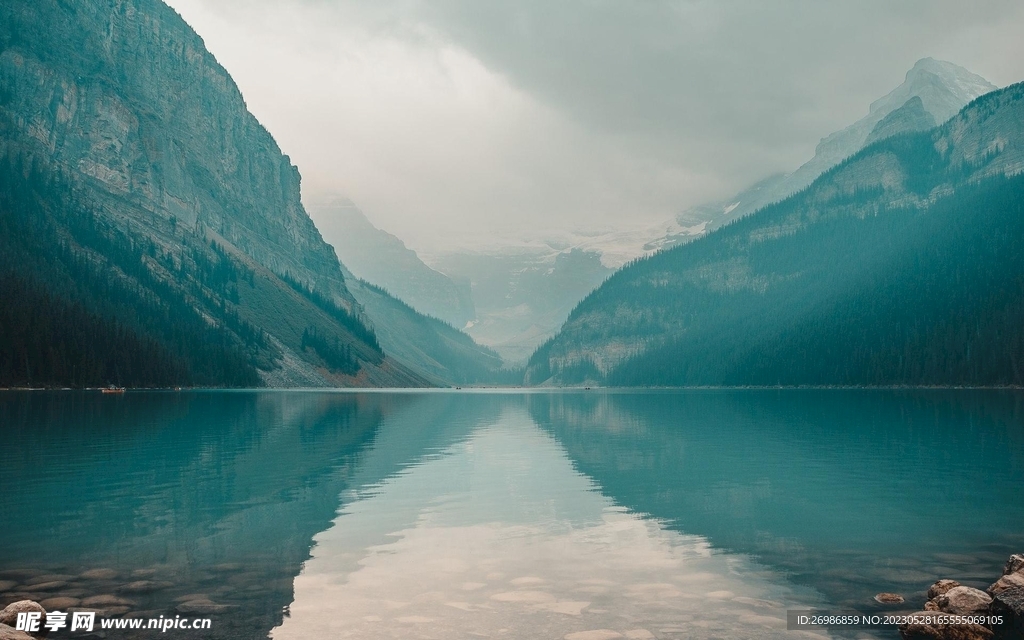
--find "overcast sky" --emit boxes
[164,0,1024,253]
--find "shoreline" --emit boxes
[2,384,1024,393]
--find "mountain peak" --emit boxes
[870,58,996,122]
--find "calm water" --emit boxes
[1,390,1023,639]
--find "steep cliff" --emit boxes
[0,0,431,386]
[0,0,349,301]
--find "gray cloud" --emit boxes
[165,0,1024,252]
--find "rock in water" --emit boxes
[175,599,231,614]
[990,585,1024,639]
[935,586,993,615]
[875,592,906,604]
[898,611,993,640]
[0,624,35,640]
[39,597,80,610]
[81,595,134,608]
[929,580,963,600]
[988,573,1024,596]
[0,601,46,628]
[117,581,171,594]
[1005,555,1024,576]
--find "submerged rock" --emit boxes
[117,581,171,594]
[175,599,232,615]
[0,601,46,628]
[24,575,73,585]
[81,595,134,608]
[21,582,65,592]
[563,631,624,640]
[79,569,118,581]
[102,606,132,617]
[39,597,80,610]
[929,580,962,600]
[875,592,906,604]
[935,586,992,615]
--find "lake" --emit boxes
[2,389,1023,639]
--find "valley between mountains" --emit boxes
[2,0,1023,389]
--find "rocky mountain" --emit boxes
[659,58,996,247]
[864,96,936,146]
[306,197,475,328]
[0,0,500,388]
[432,247,612,365]
[527,81,1024,386]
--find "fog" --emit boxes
[164,0,1024,253]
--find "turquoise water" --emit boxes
[1,390,1022,639]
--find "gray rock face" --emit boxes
[0,0,498,387]
[934,586,993,615]
[0,0,350,305]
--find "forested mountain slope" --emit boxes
[344,275,517,386]
[528,82,1024,387]
[0,0,501,387]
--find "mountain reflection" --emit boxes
[0,391,499,639]
[4,390,1023,639]
[527,390,1024,607]
[273,401,823,640]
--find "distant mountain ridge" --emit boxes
[656,58,996,247]
[528,80,1024,386]
[307,197,476,328]
[432,247,613,365]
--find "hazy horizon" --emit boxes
[163,0,1024,255]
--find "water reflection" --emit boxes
[3,390,1022,639]
[273,405,824,640]
[527,390,1024,609]
[0,391,498,638]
